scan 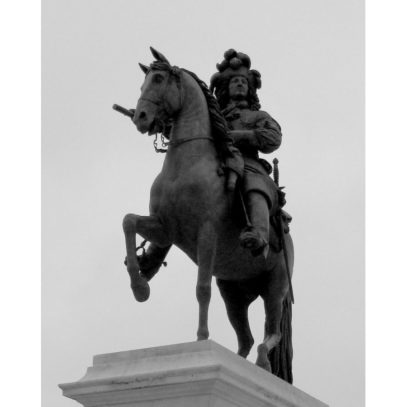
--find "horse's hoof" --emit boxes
[197,335,209,341]
[237,347,251,359]
[131,280,150,302]
[197,328,209,341]
[256,343,271,372]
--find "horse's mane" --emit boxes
[149,61,230,157]
[181,68,229,145]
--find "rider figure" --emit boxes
[210,49,282,257]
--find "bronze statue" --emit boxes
[114,47,294,383]
[210,49,282,259]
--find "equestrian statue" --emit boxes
[113,47,294,383]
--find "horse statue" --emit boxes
[117,47,294,383]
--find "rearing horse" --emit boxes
[122,48,294,382]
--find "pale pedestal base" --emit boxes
[59,340,328,407]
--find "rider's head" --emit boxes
[210,49,262,110]
[228,75,249,102]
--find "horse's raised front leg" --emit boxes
[196,222,217,341]
[138,243,172,281]
[122,214,171,302]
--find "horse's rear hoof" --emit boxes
[256,343,271,372]
[197,328,209,341]
[131,280,150,302]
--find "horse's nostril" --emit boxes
[139,111,147,120]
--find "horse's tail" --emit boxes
[269,295,293,383]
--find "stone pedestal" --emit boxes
[59,340,328,407]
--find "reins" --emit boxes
[154,134,214,153]
[169,137,214,147]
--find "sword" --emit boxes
[273,158,294,304]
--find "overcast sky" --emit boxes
[42,1,364,406]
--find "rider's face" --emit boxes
[228,76,249,101]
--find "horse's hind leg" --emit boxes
[256,264,288,372]
[217,279,258,358]
[123,213,171,302]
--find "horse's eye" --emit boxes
[153,74,164,84]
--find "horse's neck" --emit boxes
[167,73,214,157]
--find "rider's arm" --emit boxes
[228,112,282,154]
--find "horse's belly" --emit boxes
[211,222,283,281]
[150,168,283,281]
[212,247,272,280]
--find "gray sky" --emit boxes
[42,1,364,406]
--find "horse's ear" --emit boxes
[150,46,170,64]
[139,63,149,74]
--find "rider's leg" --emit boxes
[240,191,270,256]
[248,191,269,243]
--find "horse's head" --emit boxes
[133,48,183,135]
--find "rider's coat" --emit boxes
[223,101,282,212]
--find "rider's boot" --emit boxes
[137,244,172,281]
[239,192,270,259]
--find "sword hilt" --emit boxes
[273,158,279,187]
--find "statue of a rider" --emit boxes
[210,49,282,258]
[135,49,285,277]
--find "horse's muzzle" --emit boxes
[133,100,157,134]
[132,110,150,134]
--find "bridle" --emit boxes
[140,64,213,153]
[140,64,184,116]
[153,133,214,154]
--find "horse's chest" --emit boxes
[151,178,208,227]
